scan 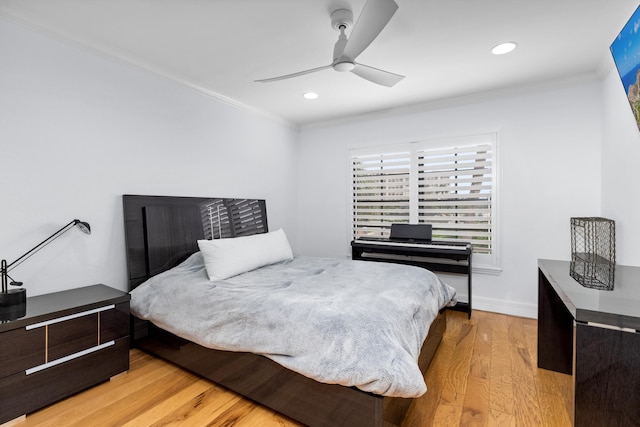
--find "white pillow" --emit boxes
[197,228,293,281]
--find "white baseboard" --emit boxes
[471,296,537,319]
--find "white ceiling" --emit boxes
[1,0,638,126]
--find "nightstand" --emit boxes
[0,284,130,424]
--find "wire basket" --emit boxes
[570,217,615,290]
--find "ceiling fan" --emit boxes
[255,0,404,87]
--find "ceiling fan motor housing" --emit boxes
[331,9,353,31]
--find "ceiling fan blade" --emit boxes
[255,65,332,83]
[351,63,404,87]
[341,0,398,61]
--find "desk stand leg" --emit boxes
[537,269,573,374]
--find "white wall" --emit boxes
[601,61,640,266]
[3,17,626,318]
[296,81,603,318]
[0,19,298,296]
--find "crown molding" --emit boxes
[299,73,603,131]
[0,15,296,130]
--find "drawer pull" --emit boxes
[26,305,115,330]
[586,321,637,333]
[25,340,115,375]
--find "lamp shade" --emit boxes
[74,220,91,235]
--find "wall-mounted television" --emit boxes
[610,5,640,130]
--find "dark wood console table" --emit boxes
[537,259,640,426]
[351,239,472,318]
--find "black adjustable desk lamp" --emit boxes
[0,219,91,308]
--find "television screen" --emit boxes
[610,5,640,130]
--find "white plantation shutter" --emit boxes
[352,151,411,239]
[417,143,493,254]
[350,133,499,270]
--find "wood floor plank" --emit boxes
[432,401,463,426]
[8,311,572,427]
[150,388,245,427]
[64,369,200,427]
[507,314,529,350]
[469,311,492,381]
[510,345,545,427]
[537,390,572,427]
[440,321,475,406]
[512,376,544,427]
[118,381,213,427]
[460,376,490,427]
[488,314,515,415]
[228,400,296,427]
[487,408,516,427]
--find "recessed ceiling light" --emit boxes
[303,92,319,100]
[491,42,517,55]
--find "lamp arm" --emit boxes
[5,220,77,272]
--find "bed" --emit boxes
[123,195,455,427]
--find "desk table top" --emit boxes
[539,259,640,330]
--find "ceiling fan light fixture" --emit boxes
[491,42,517,55]
[333,61,355,72]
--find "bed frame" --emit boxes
[123,195,446,427]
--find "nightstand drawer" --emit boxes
[0,337,129,422]
[100,301,130,343]
[48,313,98,361]
[26,304,117,362]
[0,327,45,378]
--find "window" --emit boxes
[351,133,499,271]
[351,150,411,239]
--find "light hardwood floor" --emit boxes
[8,310,573,427]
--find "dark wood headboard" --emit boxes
[123,195,268,291]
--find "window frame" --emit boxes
[349,132,501,274]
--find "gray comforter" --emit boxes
[130,254,456,398]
